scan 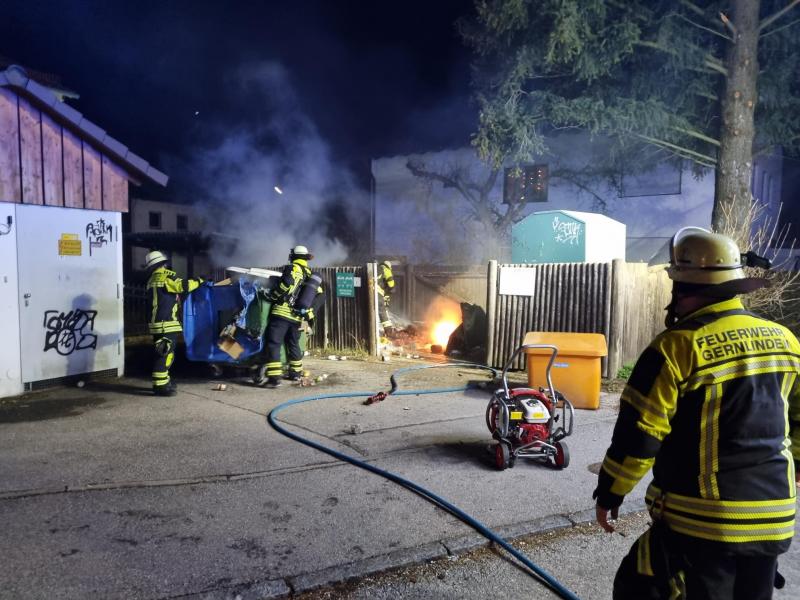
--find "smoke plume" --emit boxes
[176,61,365,268]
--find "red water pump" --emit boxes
[486,344,574,470]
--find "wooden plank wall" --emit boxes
[313,266,370,352]
[488,262,613,372]
[486,260,672,377]
[617,262,672,370]
[391,265,488,324]
[0,88,20,202]
[0,87,129,211]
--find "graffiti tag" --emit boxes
[43,309,98,355]
[552,216,582,245]
[85,219,114,256]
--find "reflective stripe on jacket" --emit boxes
[595,297,800,554]
[270,259,311,323]
[146,267,201,334]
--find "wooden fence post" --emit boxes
[367,262,378,355]
[608,258,626,380]
[486,260,498,367]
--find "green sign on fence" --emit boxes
[335,272,355,297]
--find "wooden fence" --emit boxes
[486,260,671,377]
[124,260,670,374]
[391,265,488,323]
[124,266,371,352]
[307,266,371,351]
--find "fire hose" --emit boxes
[267,363,582,600]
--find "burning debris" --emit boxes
[381,296,487,363]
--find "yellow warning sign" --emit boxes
[58,233,82,256]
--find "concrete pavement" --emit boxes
[0,355,797,599]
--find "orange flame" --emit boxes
[424,297,461,347]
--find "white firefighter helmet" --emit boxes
[144,250,168,269]
[290,245,313,260]
[667,227,745,284]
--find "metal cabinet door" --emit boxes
[16,205,123,383]
[0,202,23,396]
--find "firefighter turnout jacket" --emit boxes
[268,258,320,322]
[595,297,800,555]
[146,266,202,334]
[377,262,395,298]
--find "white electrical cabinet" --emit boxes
[0,202,124,394]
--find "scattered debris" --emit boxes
[347,424,363,435]
[430,344,444,354]
[403,407,410,411]
[213,383,227,391]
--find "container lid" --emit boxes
[225,266,282,283]
[523,332,607,357]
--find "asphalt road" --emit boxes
[0,354,797,600]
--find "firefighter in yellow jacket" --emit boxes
[145,250,203,396]
[260,245,321,388]
[594,227,799,600]
[377,260,396,336]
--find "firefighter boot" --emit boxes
[264,377,282,389]
[153,383,177,397]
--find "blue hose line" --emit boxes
[267,365,582,600]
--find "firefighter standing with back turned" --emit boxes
[594,227,800,600]
[377,260,396,337]
[144,250,203,396]
[260,245,321,388]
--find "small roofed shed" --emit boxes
[0,65,167,397]
[0,64,167,208]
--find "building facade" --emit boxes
[371,132,785,265]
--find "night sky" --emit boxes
[4,0,477,199]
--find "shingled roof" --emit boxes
[0,65,167,187]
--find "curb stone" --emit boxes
[180,510,651,598]
[288,542,447,594]
[181,579,290,600]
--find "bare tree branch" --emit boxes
[760,16,800,37]
[672,12,732,41]
[760,0,800,32]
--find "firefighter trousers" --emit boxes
[378,295,392,330]
[264,316,303,378]
[614,521,781,600]
[152,332,178,390]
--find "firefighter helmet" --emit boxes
[290,245,313,260]
[144,250,168,269]
[667,227,744,284]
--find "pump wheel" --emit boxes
[553,441,570,469]
[494,442,511,470]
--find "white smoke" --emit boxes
[182,61,360,268]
